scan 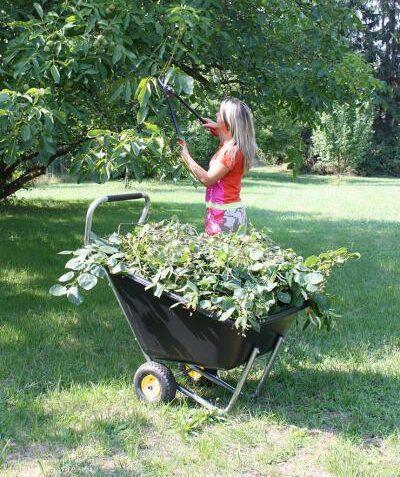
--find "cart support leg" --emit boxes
[187,365,236,392]
[176,384,218,412]
[223,347,260,414]
[253,336,284,398]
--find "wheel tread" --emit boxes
[134,361,176,403]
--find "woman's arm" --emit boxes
[179,140,229,187]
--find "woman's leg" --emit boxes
[205,207,225,235]
[205,207,247,235]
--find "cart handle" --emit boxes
[84,192,150,245]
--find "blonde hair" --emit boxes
[216,97,257,172]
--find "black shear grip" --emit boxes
[158,77,206,139]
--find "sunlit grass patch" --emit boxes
[1,168,399,476]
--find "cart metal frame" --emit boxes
[84,192,303,413]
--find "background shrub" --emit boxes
[309,101,374,174]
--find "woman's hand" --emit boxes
[178,139,190,160]
[176,138,229,187]
[202,118,219,137]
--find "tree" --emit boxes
[347,0,399,174]
[310,100,374,174]
[0,0,382,200]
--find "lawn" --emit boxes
[1,167,399,476]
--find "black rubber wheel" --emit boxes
[134,362,177,403]
[179,364,218,386]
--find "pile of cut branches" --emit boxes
[50,219,359,333]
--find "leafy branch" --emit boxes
[50,219,360,334]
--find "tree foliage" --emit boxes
[310,100,374,174]
[0,0,382,199]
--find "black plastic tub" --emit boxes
[109,273,306,370]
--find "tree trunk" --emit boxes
[0,138,87,201]
[0,166,45,200]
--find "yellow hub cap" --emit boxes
[185,365,204,381]
[141,374,161,400]
[187,370,202,381]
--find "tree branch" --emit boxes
[3,136,88,178]
[173,61,210,85]
[0,137,88,200]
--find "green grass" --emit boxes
[1,167,399,476]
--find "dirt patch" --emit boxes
[273,429,336,477]
[2,458,53,477]
[5,442,65,463]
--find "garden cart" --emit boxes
[84,193,307,413]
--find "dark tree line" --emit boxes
[349,0,400,174]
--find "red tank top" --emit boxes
[205,146,244,205]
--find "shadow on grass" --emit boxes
[244,365,400,440]
[247,169,400,187]
[0,389,151,461]
[1,198,399,446]
[182,364,400,441]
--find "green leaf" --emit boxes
[65,257,85,270]
[199,300,211,309]
[313,293,328,311]
[144,122,160,133]
[181,75,194,95]
[135,78,151,109]
[186,280,198,292]
[21,125,31,142]
[250,249,264,261]
[306,272,324,285]
[265,281,277,292]
[49,284,67,296]
[175,74,194,95]
[296,264,308,272]
[137,107,148,124]
[67,286,83,305]
[58,271,74,283]
[87,129,109,138]
[0,93,10,103]
[216,250,228,261]
[124,80,132,103]
[249,262,264,272]
[306,283,318,293]
[77,273,98,290]
[154,282,164,298]
[110,263,127,274]
[90,264,107,278]
[50,64,60,84]
[219,307,236,321]
[131,142,141,156]
[112,44,123,65]
[99,244,119,254]
[304,255,319,267]
[233,287,244,299]
[6,140,17,165]
[277,291,291,304]
[211,296,225,304]
[33,2,44,18]
[109,83,124,102]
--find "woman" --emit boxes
[178,97,257,235]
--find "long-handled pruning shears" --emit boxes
[157,77,207,141]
